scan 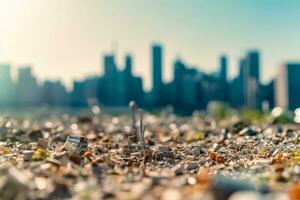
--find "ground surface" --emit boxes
[0,111,300,200]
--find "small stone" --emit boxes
[232,121,248,133]
[69,153,83,165]
[191,146,201,157]
[37,138,49,150]
[53,151,67,159]
[172,164,184,176]
[23,150,34,161]
[216,155,225,163]
[209,152,218,160]
[28,130,43,141]
[239,127,257,136]
[185,161,199,170]
[46,158,62,166]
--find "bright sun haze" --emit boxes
[1,0,300,90]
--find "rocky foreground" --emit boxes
[1,107,300,200]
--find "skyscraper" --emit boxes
[259,80,275,111]
[244,51,260,109]
[104,54,117,78]
[152,44,163,105]
[219,55,228,101]
[123,55,134,103]
[70,81,87,107]
[0,64,14,105]
[16,67,40,106]
[182,74,197,108]
[219,55,227,83]
[276,63,300,110]
[199,73,221,110]
[41,80,69,106]
[103,54,123,105]
[173,59,186,106]
[124,55,132,76]
[229,58,246,108]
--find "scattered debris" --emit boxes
[37,138,49,150]
[63,135,88,155]
[0,111,299,199]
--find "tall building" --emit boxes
[123,55,134,104]
[131,76,144,106]
[104,54,118,78]
[199,73,221,110]
[16,67,40,106]
[182,74,197,108]
[259,80,275,111]
[276,63,300,110]
[173,59,199,110]
[219,55,228,101]
[70,81,87,107]
[84,77,101,101]
[152,44,163,105]
[244,51,260,109]
[173,59,186,106]
[229,59,246,108]
[102,54,124,105]
[219,55,227,83]
[41,81,69,106]
[124,55,132,76]
[0,64,14,105]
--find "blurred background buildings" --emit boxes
[0,43,296,113]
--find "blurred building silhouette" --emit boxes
[102,54,120,105]
[0,64,14,106]
[244,51,260,109]
[259,80,275,111]
[172,59,199,111]
[198,72,223,110]
[218,55,228,102]
[41,80,69,106]
[16,67,40,107]
[276,63,300,110]
[229,58,246,108]
[151,44,163,106]
[0,44,298,112]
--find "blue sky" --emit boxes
[0,0,300,90]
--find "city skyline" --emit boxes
[2,43,300,112]
[0,43,275,112]
[0,44,279,92]
[1,0,300,89]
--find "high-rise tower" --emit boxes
[152,44,163,105]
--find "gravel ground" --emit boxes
[1,105,300,200]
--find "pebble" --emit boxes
[185,161,199,170]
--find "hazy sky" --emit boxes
[1,0,300,90]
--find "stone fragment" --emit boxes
[172,164,184,176]
[23,150,34,161]
[28,130,43,141]
[37,138,49,150]
[239,127,257,136]
[63,135,88,155]
[185,161,199,170]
